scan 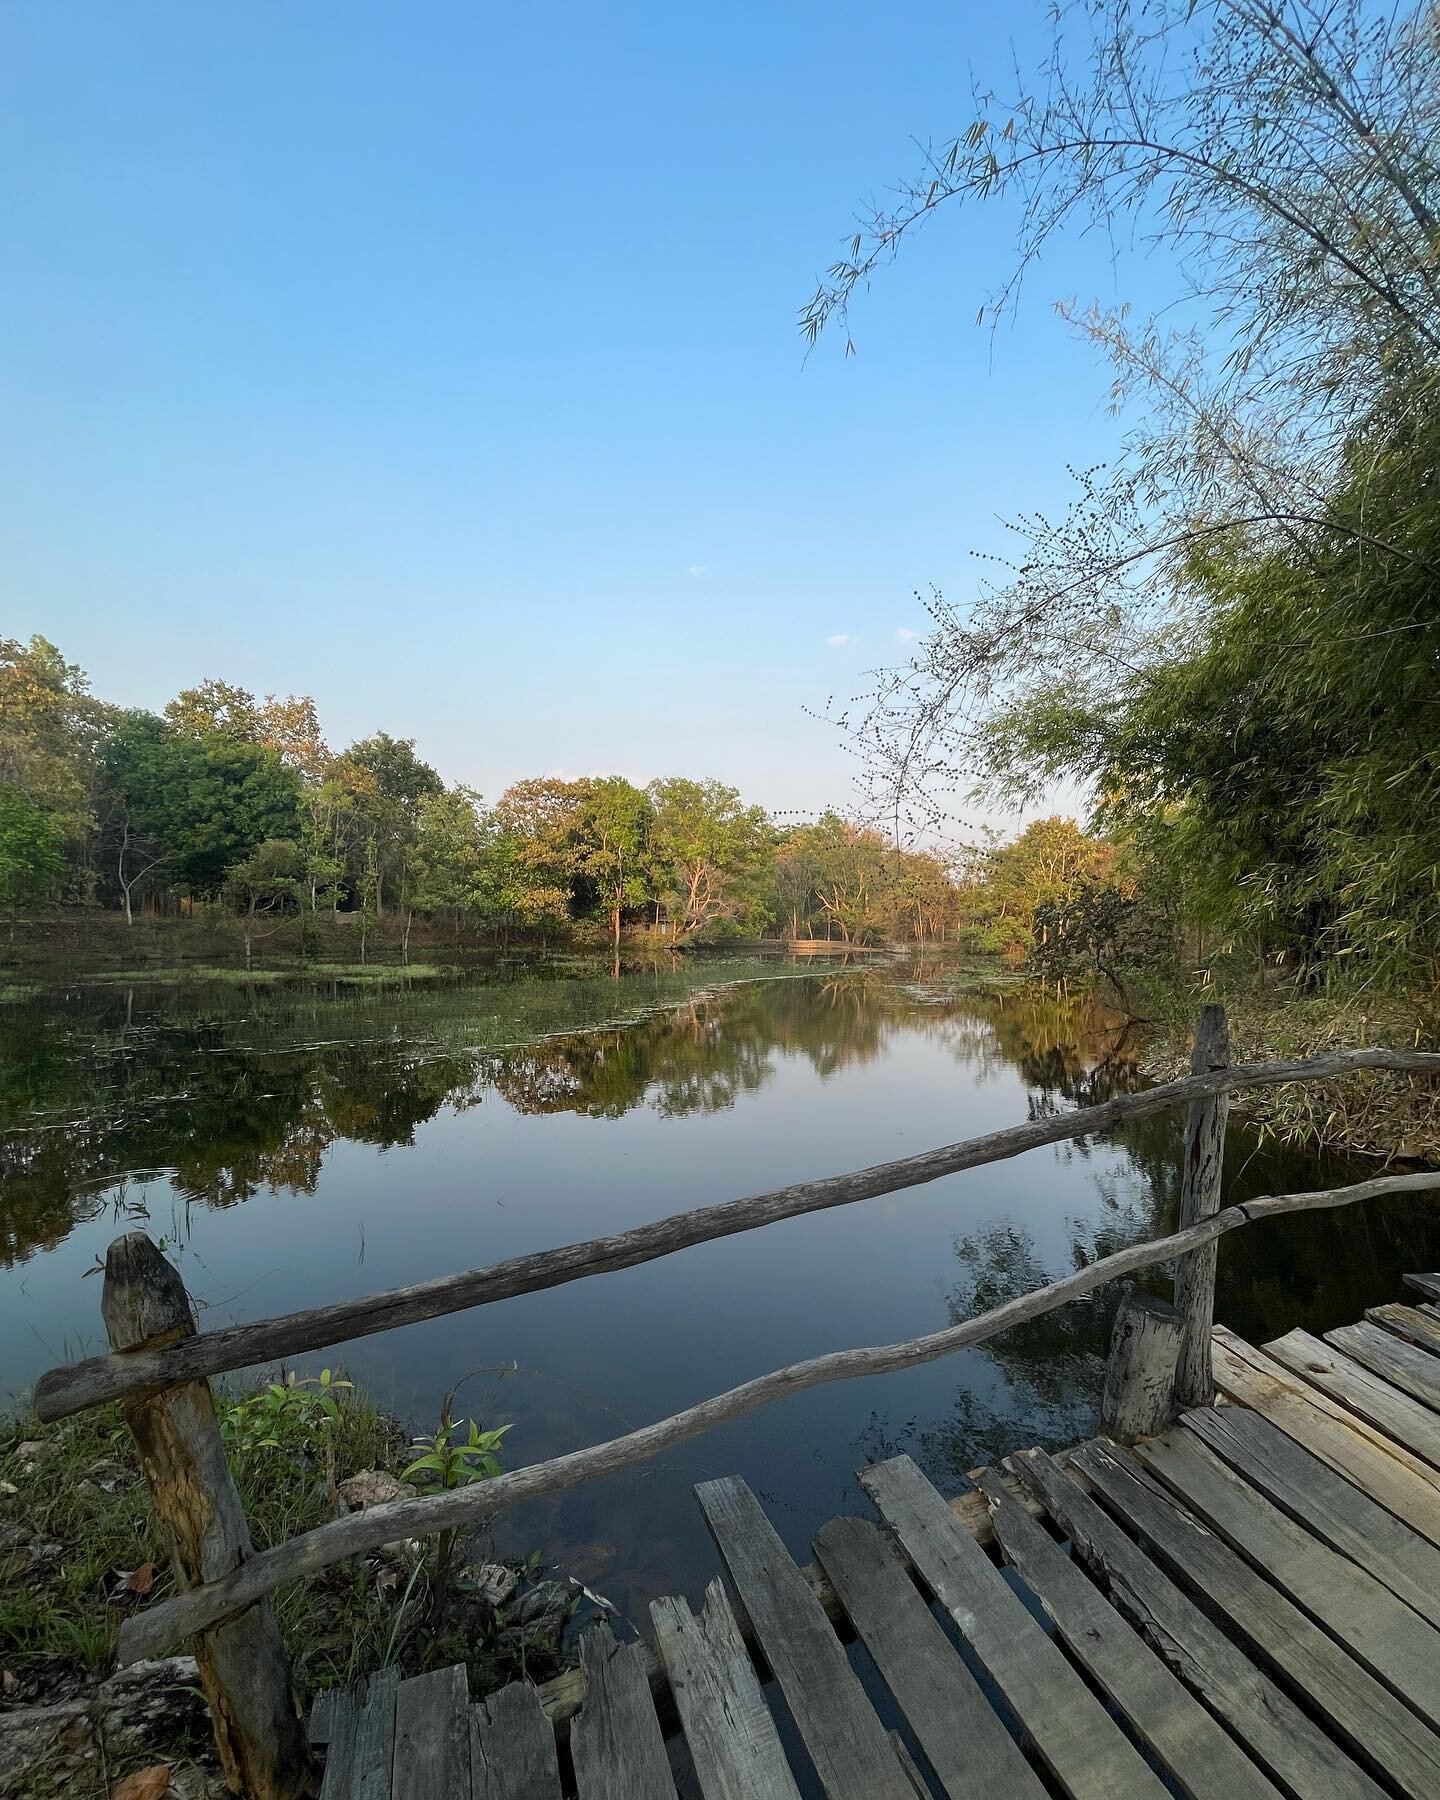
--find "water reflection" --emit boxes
[3,956,1438,1614]
[1,961,1138,1266]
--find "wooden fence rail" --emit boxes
[33,1043,1440,1422]
[32,1010,1440,1797]
[113,1168,1440,1665]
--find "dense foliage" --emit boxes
[0,635,1111,953]
[806,0,1440,993]
[982,407,1440,984]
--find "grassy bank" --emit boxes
[1137,982,1440,1162]
[1,1379,576,1798]
[0,908,480,984]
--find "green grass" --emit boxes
[79,961,453,987]
[0,1381,575,1725]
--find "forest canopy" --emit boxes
[0,634,1114,957]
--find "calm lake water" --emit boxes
[3,953,1436,1623]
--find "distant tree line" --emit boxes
[0,637,1116,957]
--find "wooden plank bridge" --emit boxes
[25,1008,1440,1799]
[304,1283,1440,1800]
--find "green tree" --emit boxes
[0,783,66,916]
[97,711,175,924]
[646,777,771,941]
[981,414,1440,985]
[957,818,1116,957]
[780,815,891,943]
[408,785,498,959]
[99,713,302,898]
[0,636,107,893]
[332,733,444,916]
[492,778,585,935]
[575,777,653,949]
[225,838,301,968]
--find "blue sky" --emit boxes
[1,2,1146,827]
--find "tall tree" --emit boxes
[225,838,301,968]
[99,714,302,898]
[97,711,175,924]
[492,777,585,933]
[647,777,771,941]
[0,636,107,883]
[0,784,65,917]
[333,733,444,915]
[575,777,653,949]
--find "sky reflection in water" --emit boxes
[1,955,1432,1615]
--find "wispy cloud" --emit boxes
[896,627,918,642]
[687,564,710,578]
[826,632,852,648]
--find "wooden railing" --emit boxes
[31,1006,1440,1797]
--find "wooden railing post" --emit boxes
[1100,1291,1183,1441]
[1172,1005,1230,1407]
[102,1232,311,1800]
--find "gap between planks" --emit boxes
[532,1472,1047,1732]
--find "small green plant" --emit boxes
[402,1397,511,1623]
[222,1367,352,1466]
[402,1413,510,1489]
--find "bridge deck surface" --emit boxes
[308,1281,1440,1798]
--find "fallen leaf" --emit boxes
[119,1562,155,1597]
[112,1766,171,1800]
[1,1668,16,1694]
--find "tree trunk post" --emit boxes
[1172,1004,1230,1406]
[1101,1291,1184,1441]
[102,1232,311,1800]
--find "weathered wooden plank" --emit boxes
[394,1665,470,1800]
[317,1690,356,1800]
[1212,1330,1440,1546]
[812,1513,1046,1800]
[887,1731,928,1798]
[39,1063,1440,1425]
[1183,1403,1440,1630]
[1174,1006,1229,1406]
[1327,1320,1440,1411]
[1133,1426,1440,1728]
[1369,1302,1440,1358]
[532,1480,1046,1734]
[309,1688,342,1746]
[1102,1292,1183,1441]
[860,1454,1169,1800]
[1265,1329,1440,1466]
[1009,1448,1385,1800]
[649,1581,799,1800]
[470,1681,562,1800]
[1404,1273,1440,1301]
[570,1625,675,1800]
[974,1466,1278,1800]
[352,1668,400,1800]
[696,1477,911,1800]
[1073,1439,1440,1800]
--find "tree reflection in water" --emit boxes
[5,959,1092,1262]
[916,1086,1438,1485]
